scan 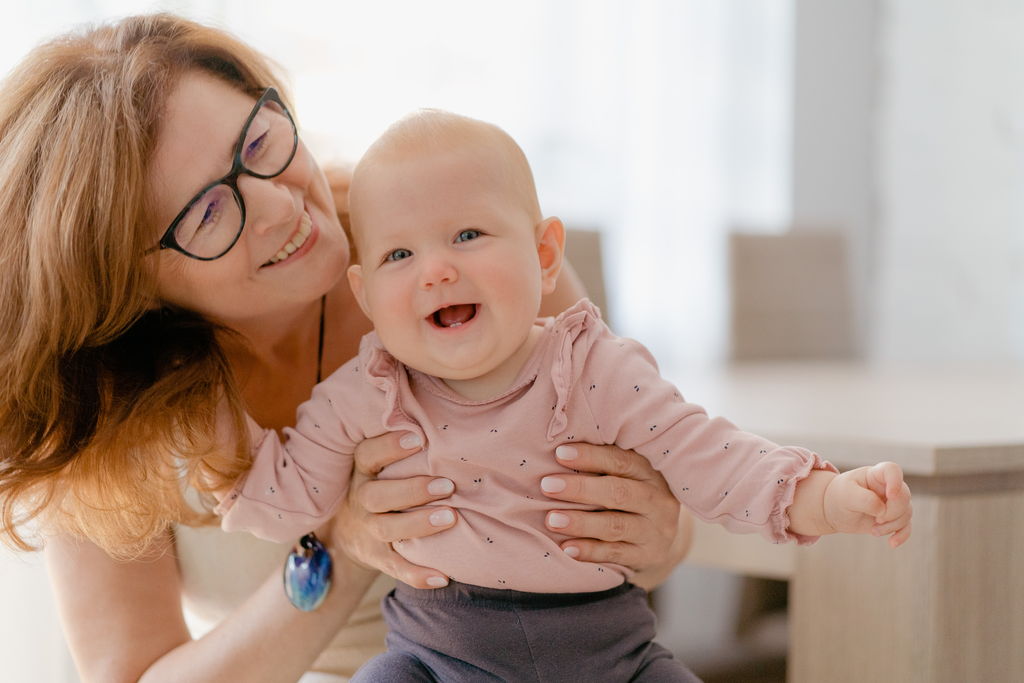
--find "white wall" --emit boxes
[871,0,1024,362]
[787,0,1024,364]
[791,0,878,356]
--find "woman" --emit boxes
[0,14,692,682]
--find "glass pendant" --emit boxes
[283,533,332,611]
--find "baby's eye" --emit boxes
[455,229,481,243]
[384,248,413,263]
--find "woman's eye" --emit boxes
[244,131,269,162]
[455,229,481,242]
[385,248,413,262]
[177,196,222,245]
[198,199,220,229]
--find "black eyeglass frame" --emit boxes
[154,87,299,261]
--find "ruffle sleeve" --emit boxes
[359,332,426,444]
[545,299,608,441]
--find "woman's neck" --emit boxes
[222,282,372,432]
[223,300,322,373]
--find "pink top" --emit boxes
[218,299,835,593]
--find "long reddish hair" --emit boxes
[0,14,290,557]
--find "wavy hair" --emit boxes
[0,13,290,557]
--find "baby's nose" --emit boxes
[419,256,458,288]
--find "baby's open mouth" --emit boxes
[429,304,478,328]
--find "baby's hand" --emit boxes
[822,462,912,547]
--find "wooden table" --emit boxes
[670,362,1024,683]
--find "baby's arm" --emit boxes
[216,369,364,543]
[788,462,912,547]
[579,335,831,543]
[581,333,912,547]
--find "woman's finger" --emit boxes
[340,541,449,590]
[330,490,454,588]
[541,472,656,515]
[356,475,454,514]
[545,509,650,545]
[352,431,423,475]
[365,507,458,543]
[557,539,643,568]
[554,442,661,483]
[387,555,452,589]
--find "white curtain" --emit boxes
[0,3,791,680]
[221,0,793,371]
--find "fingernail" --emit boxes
[427,478,454,495]
[429,509,455,526]
[547,512,570,529]
[563,546,580,558]
[555,445,578,461]
[426,576,449,588]
[541,476,566,493]
[400,432,422,449]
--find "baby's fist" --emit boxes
[823,462,912,547]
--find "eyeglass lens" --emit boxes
[173,98,294,258]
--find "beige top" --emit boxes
[174,522,391,680]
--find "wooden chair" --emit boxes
[729,231,856,360]
[564,227,610,324]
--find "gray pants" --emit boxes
[352,580,701,682]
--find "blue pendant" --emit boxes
[283,533,332,611]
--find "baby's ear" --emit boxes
[346,264,373,320]
[536,217,566,295]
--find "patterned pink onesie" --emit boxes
[218,299,835,592]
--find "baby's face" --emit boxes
[348,144,554,382]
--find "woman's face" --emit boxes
[150,71,349,326]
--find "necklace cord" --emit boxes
[316,294,326,383]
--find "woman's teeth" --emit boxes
[268,212,313,264]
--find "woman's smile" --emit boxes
[264,209,314,266]
[261,207,320,268]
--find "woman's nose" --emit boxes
[237,174,297,236]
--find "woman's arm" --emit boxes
[45,531,377,683]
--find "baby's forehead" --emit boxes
[354,134,531,211]
[350,111,541,237]
[368,123,516,174]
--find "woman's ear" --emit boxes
[536,216,566,295]
[346,264,373,321]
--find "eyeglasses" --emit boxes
[154,87,298,261]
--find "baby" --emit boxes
[218,110,912,681]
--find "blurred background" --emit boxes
[2,0,1022,681]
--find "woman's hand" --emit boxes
[328,431,458,589]
[539,443,693,591]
